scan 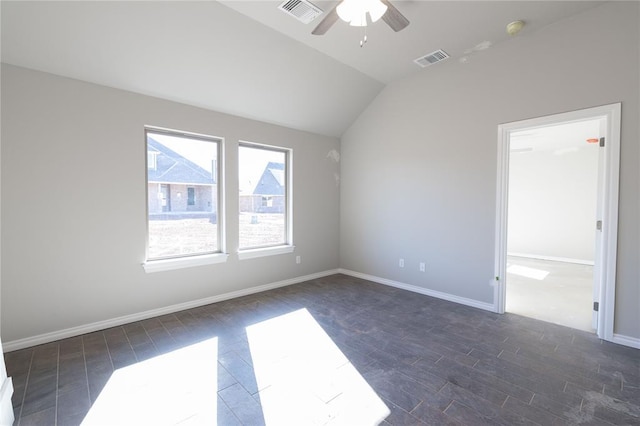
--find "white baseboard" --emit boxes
[508,252,594,266]
[338,269,640,350]
[0,377,14,426]
[3,269,341,353]
[612,333,640,349]
[338,269,495,312]
[6,268,635,353]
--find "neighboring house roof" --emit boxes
[253,162,285,195]
[147,137,215,185]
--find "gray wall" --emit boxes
[340,2,639,338]
[1,64,340,343]
[508,146,599,263]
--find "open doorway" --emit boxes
[506,119,601,332]
[494,104,621,342]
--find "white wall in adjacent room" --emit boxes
[508,143,599,263]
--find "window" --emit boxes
[238,143,292,254]
[145,128,222,262]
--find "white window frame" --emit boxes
[238,141,294,260]
[142,126,227,273]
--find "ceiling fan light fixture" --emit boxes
[367,0,387,22]
[337,0,388,27]
[348,11,367,27]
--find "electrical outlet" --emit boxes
[296,256,301,264]
[419,262,426,272]
[399,258,404,268]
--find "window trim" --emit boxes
[237,245,295,260]
[143,126,226,269]
[143,253,229,273]
[238,141,293,258]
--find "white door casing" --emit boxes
[494,103,621,342]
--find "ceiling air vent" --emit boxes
[414,49,450,68]
[278,0,323,24]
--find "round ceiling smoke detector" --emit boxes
[506,20,525,36]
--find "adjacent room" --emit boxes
[506,119,602,332]
[1,1,638,425]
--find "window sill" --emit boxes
[238,245,295,260]
[143,253,229,273]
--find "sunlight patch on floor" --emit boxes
[82,338,218,425]
[506,257,594,332]
[507,264,550,280]
[246,309,390,425]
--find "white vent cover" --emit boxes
[278,0,323,24]
[414,49,450,68]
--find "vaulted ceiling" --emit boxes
[1,1,605,137]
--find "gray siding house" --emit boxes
[147,137,217,220]
[239,162,285,213]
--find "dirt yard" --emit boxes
[148,214,285,258]
[239,213,286,249]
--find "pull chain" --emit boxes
[360,25,368,47]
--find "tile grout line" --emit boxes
[101,332,115,372]
[81,336,92,403]
[139,319,164,356]
[159,314,182,344]
[218,394,244,425]
[16,349,35,426]
[501,395,510,408]
[119,325,140,363]
[54,344,60,426]
[174,310,198,340]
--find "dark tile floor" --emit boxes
[5,274,640,425]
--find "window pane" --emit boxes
[147,131,219,260]
[239,145,287,250]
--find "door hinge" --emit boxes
[596,220,602,231]
[593,301,599,312]
[599,137,605,147]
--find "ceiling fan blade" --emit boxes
[312,5,339,35]
[381,0,409,32]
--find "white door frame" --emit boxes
[494,103,621,341]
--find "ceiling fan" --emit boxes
[311,0,410,35]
